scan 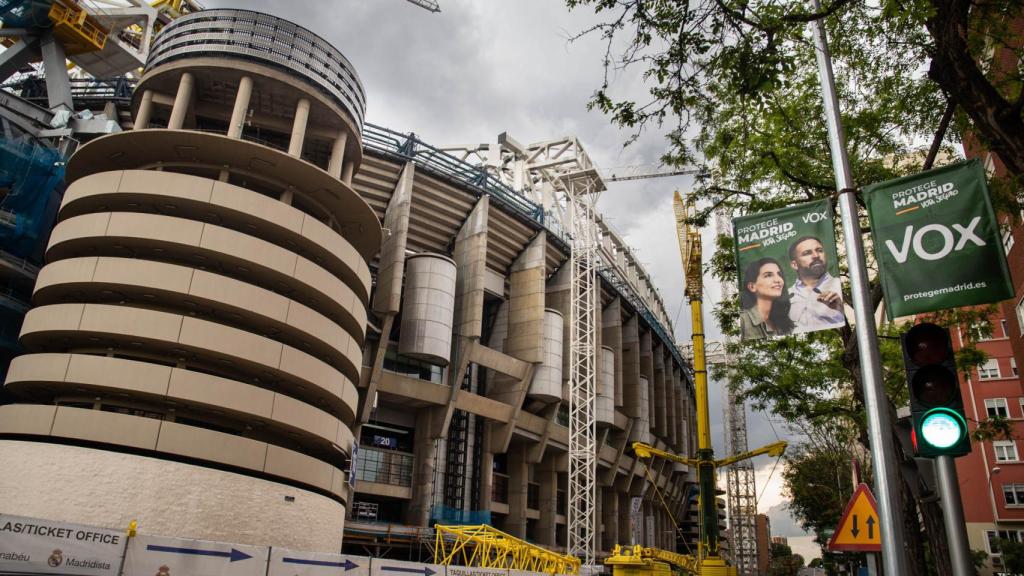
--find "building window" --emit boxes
[996,441,1019,462]
[1018,297,1024,335]
[987,398,1010,418]
[1014,358,1019,377]
[971,320,993,342]
[1002,319,1009,338]
[492,473,509,504]
[980,359,1001,380]
[1002,221,1015,254]
[987,529,1024,554]
[1004,484,1024,507]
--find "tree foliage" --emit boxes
[568,0,1023,573]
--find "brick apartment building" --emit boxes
[953,14,1024,567]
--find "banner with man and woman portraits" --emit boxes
[732,199,845,341]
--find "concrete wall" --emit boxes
[0,440,346,553]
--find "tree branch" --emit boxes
[923,98,956,171]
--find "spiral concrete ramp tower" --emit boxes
[0,9,381,553]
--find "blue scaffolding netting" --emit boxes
[0,137,65,261]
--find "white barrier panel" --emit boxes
[269,548,369,576]
[509,570,548,576]
[445,566,508,576]
[370,557,446,576]
[0,513,126,576]
[124,534,268,576]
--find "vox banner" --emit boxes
[864,160,1012,318]
[732,198,844,341]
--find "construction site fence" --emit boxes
[0,512,578,576]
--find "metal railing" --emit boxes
[354,446,413,487]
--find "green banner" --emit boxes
[864,159,1012,319]
[733,198,844,341]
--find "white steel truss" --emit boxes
[561,169,602,570]
[714,207,758,576]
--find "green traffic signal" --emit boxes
[902,323,971,458]
[919,408,968,450]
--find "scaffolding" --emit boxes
[434,524,581,575]
[713,208,757,576]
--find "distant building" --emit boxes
[771,536,788,547]
[755,514,771,575]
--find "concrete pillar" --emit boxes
[40,32,72,111]
[278,188,293,205]
[453,196,489,338]
[134,90,154,131]
[603,298,624,409]
[545,265,571,388]
[492,233,546,406]
[227,76,253,139]
[619,491,632,545]
[640,331,654,437]
[371,162,414,315]
[668,365,679,450]
[653,342,667,440]
[536,454,558,547]
[506,443,528,538]
[479,440,494,514]
[407,408,446,526]
[622,315,641,419]
[328,130,349,180]
[601,486,619,551]
[288,97,310,157]
[341,161,355,186]
[167,72,195,130]
[0,38,40,86]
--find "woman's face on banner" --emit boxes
[747,262,785,300]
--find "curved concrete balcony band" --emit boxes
[46,212,367,336]
[0,404,349,503]
[19,303,359,423]
[34,257,363,370]
[65,130,381,261]
[146,9,365,130]
[61,170,372,305]
[6,353,355,461]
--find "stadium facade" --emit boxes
[0,8,701,558]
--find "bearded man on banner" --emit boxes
[788,235,845,332]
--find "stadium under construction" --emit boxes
[0,1,707,563]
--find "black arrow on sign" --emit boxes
[382,566,435,576]
[867,516,876,539]
[850,515,860,538]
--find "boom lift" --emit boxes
[606,192,788,576]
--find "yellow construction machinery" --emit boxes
[604,192,789,576]
[434,524,581,575]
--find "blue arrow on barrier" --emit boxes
[282,558,360,570]
[382,566,435,576]
[146,545,252,562]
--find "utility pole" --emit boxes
[810,3,910,574]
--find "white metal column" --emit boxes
[565,171,600,570]
[716,207,758,575]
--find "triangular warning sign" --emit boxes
[828,483,882,552]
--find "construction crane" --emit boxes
[403,0,440,12]
[603,166,708,183]
[660,191,787,575]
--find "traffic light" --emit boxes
[902,322,971,458]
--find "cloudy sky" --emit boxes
[205,0,817,560]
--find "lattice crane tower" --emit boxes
[560,169,603,570]
[714,207,759,576]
